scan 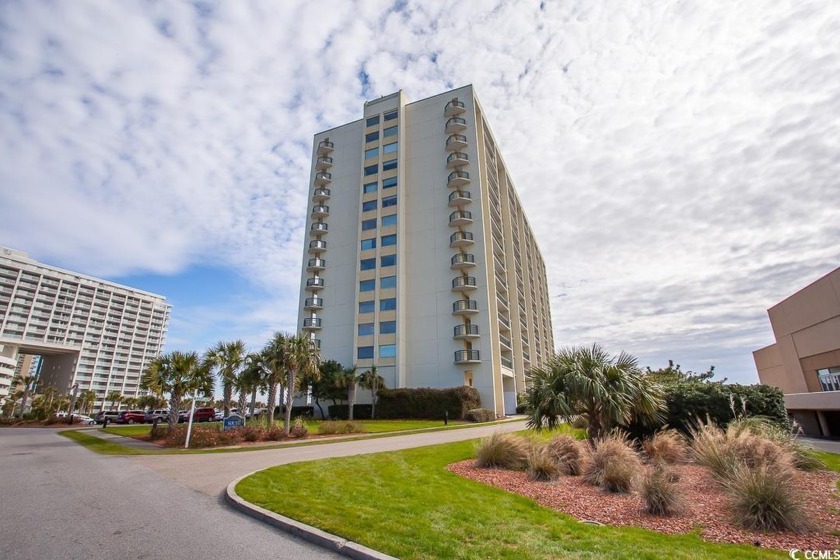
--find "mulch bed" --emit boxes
[448,460,840,551]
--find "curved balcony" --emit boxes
[308,240,326,254]
[446,152,469,168]
[452,276,477,292]
[302,317,322,330]
[313,188,331,202]
[445,117,467,134]
[449,231,475,248]
[305,277,325,291]
[312,205,329,218]
[304,296,324,310]
[315,156,333,171]
[310,222,328,236]
[445,134,468,152]
[450,253,476,270]
[317,140,334,155]
[448,190,472,208]
[454,349,480,364]
[314,172,332,186]
[447,170,470,188]
[449,210,473,227]
[307,258,326,272]
[452,299,479,315]
[454,324,480,340]
[444,99,466,117]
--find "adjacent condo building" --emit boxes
[0,247,171,408]
[296,85,554,416]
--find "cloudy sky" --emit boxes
[1,0,838,384]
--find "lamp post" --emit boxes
[184,389,198,449]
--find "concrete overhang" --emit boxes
[0,337,82,355]
[784,391,840,411]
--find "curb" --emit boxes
[225,473,398,560]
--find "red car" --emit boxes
[178,407,216,423]
[114,410,147,424]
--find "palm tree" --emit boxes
[261,333,290,425]
[335,365,359,420]
[358,366,385,419]
[140,351,214,430]
[106,390,123,411]
[280,333,320,435]
[15,371,37,419]
[122,396,139,410]
[79,390,97,415]
[525,343,665,441]
[238,352,266,419]
[205,340,247,417]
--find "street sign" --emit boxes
[223,414,245,431]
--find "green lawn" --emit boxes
[236,438,788,560]
[60,429,150,455]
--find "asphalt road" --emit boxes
[0,428,342,560]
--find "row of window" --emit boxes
[362,214,397,230]
[362,196,397,212]
[358,344,396,359]
[365,110,398,128]
[360,276,396,291]
[365,125,398,143]
[359,298,396,313]
[364,159,398,176]
[358,321,396,335]
[361,234,396,250]
[361,255,396,270]
[363,177,397,193]
[364,142,398,159]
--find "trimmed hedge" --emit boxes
[376,386,482,420]
[272,405,315,418]
[465,408,496,423]
[328,404,373,420]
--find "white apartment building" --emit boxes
[296,85,554,416]
[0,247,171,408]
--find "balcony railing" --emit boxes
[445,134,468,151]
[455,349,480,363]
[307,258,326,271]
[312,205,329,217]
[446,152,469,168]
[454,324,479,338]
[314,172,332,186]
[304,297,324,309]
[501,356,513,369]
[310,222,328,235]
[445,117,467,134]
[315,156,333,170]
[444,99,466,117]
[447,170,470,188]
[448,190,472,207]
[450,253,475,268]
[449,210,473,226]
[452,299,478,314]
[452,276,477,290]
[819,372,840,392]
[449,231,474,247]
[313,188,331,201]
[302,317,322,329]
[305,277,325,288]
[308,240,327,252]
[317,140,334,155]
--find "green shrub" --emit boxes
[570,416,589,430]
[289,418,309,438]
[242,425,263,442]
[526,446,560,481]
[638,466,684,515]
[724,464,805,532]
[265,425,285,441]
[515,403,528,414]
[465,408,495,423]
[583,431,641,492]
[327,404,373,420]
[643,429,687,464]
[318,420,367,435]
[475,432,529,470]
[376,386,482,420]
[544,434,584,475]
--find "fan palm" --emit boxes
[261,333,289,425]
[206,339,247,417]
[141,351,214,430]
[106,390,122,411]
[335,365,359,420]
[238,353,266,419]
[280,333,320,435]
[358,366,385,419]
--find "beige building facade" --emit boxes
[297,85,554,416]
[753,266,840,436]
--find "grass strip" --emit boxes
[60,429,150,455]
[235,439,786,560]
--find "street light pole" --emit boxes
[184,389,198,449]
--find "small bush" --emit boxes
[465,408,495,423]
[690,420,733,479]
[544,435,584,475]
[571,416,589,430]
[289,418,309,438]
[724,464,806,532]
[644,429,687,464]
[583,431,641,493]
[242,425,263,442]
[265,425,284,441]
[515,403,528,414]
[150,425,169,440]
[475,432,529,470]
[527,446,560,481]
[638,466,685,516]
[318,420,367,435]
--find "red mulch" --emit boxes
[447,460,840,551]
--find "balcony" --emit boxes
[313,188,331,202]
[446,152,469,169]
[308,240,326,254]
[448,190,472,208]
[445,117,467,134]
[449,210,473,227]
[305,277,325,291]
[317,140,334,155]
[312,205,329,218]
[314,172,332,186]
[454,349,480,364]
[313,338,321,349]
[501,356,513,369]
[449,231,474,248]
[452,276,477,292]
[446,134,468,152]
[307,258,326,272]
[819,372,840,392]
[500,335,512,350]
[304,297,324,310]
[444,99,466,117]
[452,299,479,315]
[315,156,333,171]
[454,324,480,340]
[450,253,476,269]
[302,317,322,330]
[310,222,328,236]
[447,170,470,188]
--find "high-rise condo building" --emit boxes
[0,247,171,409]
[296,85,554,416]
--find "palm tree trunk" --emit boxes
[267,382,277,425]
[371,382,376,419]
[348,384,356,420]
[168,394,182,432]
[223,382,232,417]
[237,390,248,417]
[249,387,257,419]
[284,370,295,435]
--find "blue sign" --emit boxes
[223,414,245,431]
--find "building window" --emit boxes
[384,126,398,138]
[366,115,380,127]
[360,258,376,271]
[357,346,374,359]
[383,142,398,155]
[382,177,397,189]
[363,182,377,194]
[380,298,396,311]
[380,254,396,267]
[359,279,375,292]
[382,159,397,172]
[360,238,376,250]
[359,300,374,313]
[381,214,397,227]
[362,218,377,231]
[380,320,396,334]
[364,164,378,176]
[384,110,398,121]
[381,234,396,246]
[380,344,396,358]
[365,131,379,143]
[358,323,374,336]
[382,195,397,208]
[380,276,396,289]
[362,200,377,212]
[364,147,379,160]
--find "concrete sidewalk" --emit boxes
[800,436,840,453]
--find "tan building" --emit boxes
[296,85,554,416]
[753,267,840,437]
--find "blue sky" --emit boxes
[2,0,839,384]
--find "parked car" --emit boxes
[213,410,224,421]
[114,410,147,424]
[178,407,216,423]
[144,409,170,423]
[73,414,96,425]
[94,411,120,424]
